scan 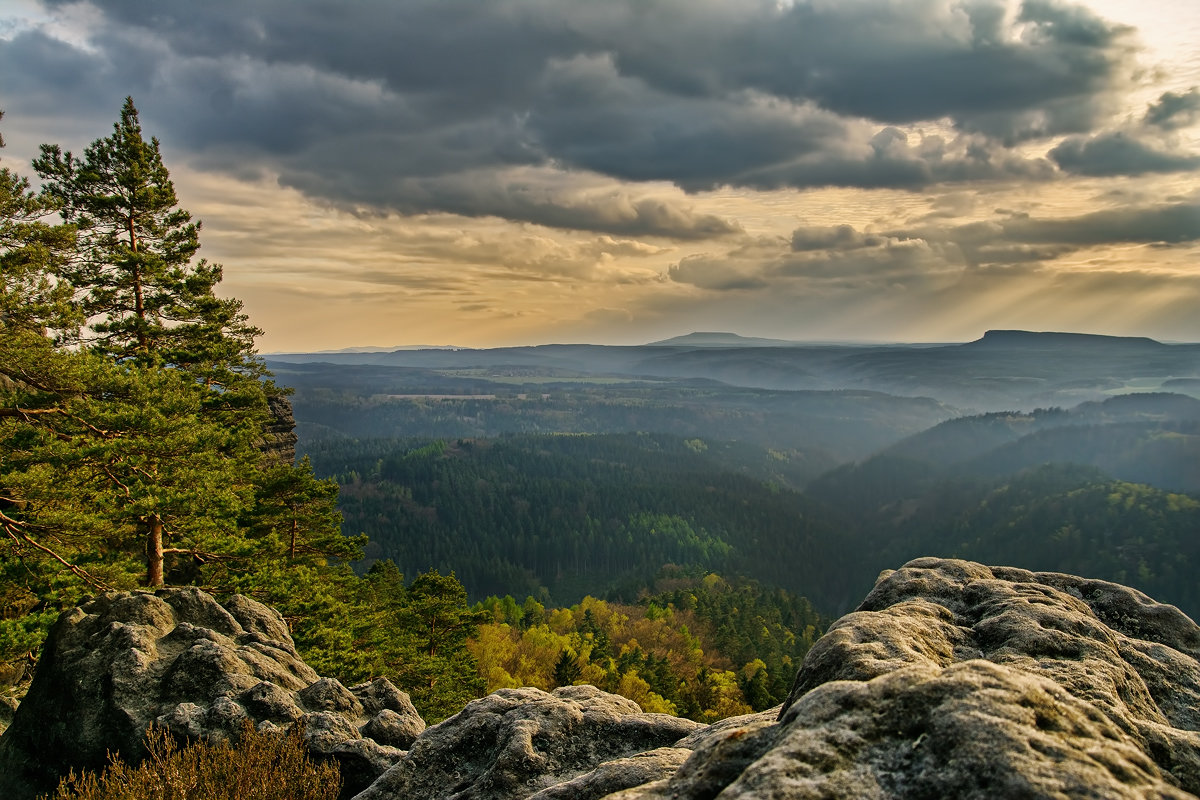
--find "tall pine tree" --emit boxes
[2,103,357,684]
[19,99,355,590]
[33,97,261,384]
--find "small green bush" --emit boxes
[48,723,340,800]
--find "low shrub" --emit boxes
[48,723,340,800]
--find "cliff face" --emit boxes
[3,559,1200,800]
[262,393,299,465]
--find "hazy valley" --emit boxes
[267,329,1200,619]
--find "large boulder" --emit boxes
[0,588,422,799]
[610,558,1200,799]
[352,685,702,800]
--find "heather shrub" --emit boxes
[48,723,340,800]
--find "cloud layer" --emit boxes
[5,0,1188,233]
[2,0,1198,347]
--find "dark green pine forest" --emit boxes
[302,415,1200,620]
[5,100,1200,735]
[311,433,851,605]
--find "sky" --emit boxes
[2,0,1199,351]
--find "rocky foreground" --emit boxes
[2,557,1200,799]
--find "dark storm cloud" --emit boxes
[0,29,122,116]
[671,200,1200,292]
[891,200,1200,267]
[1048,88,1200,177]
[946,202,1200,249]
[3,0,1181,231]
[39,0,1135,126]
[787,224,902,251]
[1050,132,1200,176]
[1145,88,1200,130]
[274,165,743,239]
[791,224,887,252]
[669,234,950,292]
[667,256,772,291]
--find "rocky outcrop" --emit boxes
[263,393,299,465]
[6,560,1200,800]
[353,685,701,800]
[0,588,422,800]
[608,558,1200,799]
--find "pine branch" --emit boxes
[0,404,119,440]
[162,547,240,562]
[0,511,113,591]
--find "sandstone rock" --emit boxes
[612,709,780,799]
[784,559,1200,793]
[362,708,425,749]
[352,685,702,800]
[611,558,1200,799]
[303,711,408,797]
[0,659,26,689]
[352,676,423,720]
[263,393,299,465]
[525,747,692,800]
[301,677,366,716]
[9,560,1200,800]
[0,587,420,800]
[352,677,426,749]
[617,660,1193,799]
[321,738,409,798]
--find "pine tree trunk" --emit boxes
[146,515,165,587]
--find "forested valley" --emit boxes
[294,386,1200,622]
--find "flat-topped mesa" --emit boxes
[966,329,1166,350]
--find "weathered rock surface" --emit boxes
[611,558,1200,799]
[0,588,423,800]
[263,393,299,465]
[525,747,692,800]
[352,685,702,800]
[7,560,1200,800]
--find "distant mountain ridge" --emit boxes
[265,329,1200,413]
[281,330,1176,355]
[268,344,458,355]
[646,332,803,347]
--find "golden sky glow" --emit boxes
[2,0,1198,350]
